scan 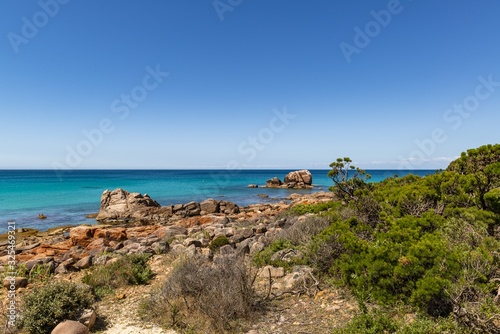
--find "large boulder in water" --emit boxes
[96,188,161,224]
[266,177,282,188]
[284,170,312,187]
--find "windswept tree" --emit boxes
[328,157,370,201]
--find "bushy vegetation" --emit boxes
[328,157,372,201]
[20,281,94,334]
[140,255,257,333]
[320,144,500,332]
[208,235,230,251]
[82,253,153,298]
[332,309,466,334]
[251,144,500,332]
[291,200,339,215]
[253,239,294,267]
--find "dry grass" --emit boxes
[140,254,258,333]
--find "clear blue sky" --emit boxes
[1,0,499,170]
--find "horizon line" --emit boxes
[0,167,441,171]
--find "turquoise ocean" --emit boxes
[0,169,435,232]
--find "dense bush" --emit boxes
[140,255,256,333]
[333,309,467,334]
[485,188,500,213]
[291,201,339,215]
[310,145,500,328]
[21,281,94,334]
[82,253,153,298]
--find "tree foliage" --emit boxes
[318,144,500,330]
[447,144,500,209]
[328,157,371,201]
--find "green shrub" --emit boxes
[334,310,469,334]
[307,219,360,276]
[332,310,398,334]
[253,239,294,267]
[209,235,230,251]
[82,253,153,298]
[291,200,339,215]
[484,188,500,213]
[21,281,94,334]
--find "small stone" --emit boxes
[259,266,285,278]
[75,256,93,269]
[151,240,170,254]
[171,244,187,255]
[79,308,97,329]
[51,320,89,334]
[219,244,234,255]
[93,255,112,266]
[54,264,68,275]
[200,198,219,214]
[183,238,202,248]
[254,225,267,234]
[270,249,303,263]
[250,242,265,255]
[3,277,28,290]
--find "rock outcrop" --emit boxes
[96,189,160,224]
[284,170,312,187]
[266,170,313,189]
[266,177,282,188]
[96,189,240,224]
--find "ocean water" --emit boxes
[0,169,435,232]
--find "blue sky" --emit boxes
[0,0,499,170]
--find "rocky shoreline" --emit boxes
[1,189,333,285]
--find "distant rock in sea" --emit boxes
[265,170,313,189]
[266,177,282,188]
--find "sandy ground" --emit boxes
[100,323,175,334]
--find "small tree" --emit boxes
[328,157,370,201]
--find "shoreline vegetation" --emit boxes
[1,144,499,333]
